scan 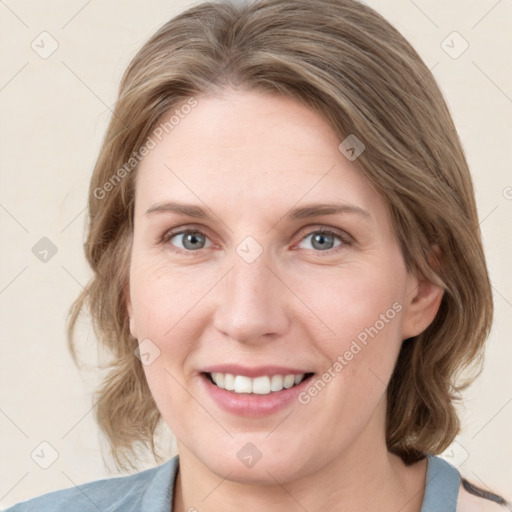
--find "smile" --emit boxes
[207,372,312,395]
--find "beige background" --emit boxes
[0,0,511,508]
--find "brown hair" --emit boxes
[68,0,493,469]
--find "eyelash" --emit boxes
[160,225,353,256]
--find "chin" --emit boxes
[191,437,312,486]
[210,456,306,486]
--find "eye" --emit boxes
[297,229,349,252]
[161,226,351,254]
[163,229,212,252]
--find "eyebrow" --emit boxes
[145,201,371,220]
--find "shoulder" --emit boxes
[456,479,511,512]
[3,457,179,512]
[422,456,510,512]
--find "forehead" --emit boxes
[134,89,386,222]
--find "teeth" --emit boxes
[223,373,234,390]
[270,375,284,391]
[209,372,306,394]
[215,372,225,388]
[233,375,252,393]
[252,376,271,395]
[283,375,295,388]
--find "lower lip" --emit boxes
[200,374,314,417]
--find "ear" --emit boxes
[401,248,444,340]
[125,283,138,340]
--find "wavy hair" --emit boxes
[68,0,493,470]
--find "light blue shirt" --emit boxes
[5,454,460,511]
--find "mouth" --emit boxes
[203,371,315,395]
[199,364,316,416]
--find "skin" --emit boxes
[457,488,506,512]
[126,88,445,512]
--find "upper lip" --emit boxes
[200,364,313,378]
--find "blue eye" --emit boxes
[298,230,346,251]
[166,230,212,251]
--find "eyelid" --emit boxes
[296,225,353,244]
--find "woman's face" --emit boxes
[127,88,440,484]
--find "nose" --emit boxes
[212,249,290,345]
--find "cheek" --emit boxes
[129,259,215,405]
[141,361,193,442]
[295,282,404,437]
[128,263,200,412]
[294,261,405,346]
[296,261,406,401]
[129,257,211,340]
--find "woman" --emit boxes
[6,0,509,510]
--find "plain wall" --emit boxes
[1,0,511,508]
